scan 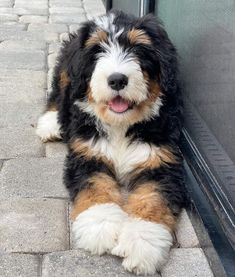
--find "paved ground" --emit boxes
[0,0,214,276]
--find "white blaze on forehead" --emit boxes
[94,13,115,33]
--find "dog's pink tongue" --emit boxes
[109,96,129,113]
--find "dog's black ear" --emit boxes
[61,21,96,100]
[137,14,179,95]
[65,22,93,78]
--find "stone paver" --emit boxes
[0,198,69,253]
[0,69,46,89]
[0,7,12,13]
[48,41,61,53]
[0,22,26,30]
[176,209,200,248]
[42,250,147,277]
[162,248,214,277]
[0,0,13,8]
[0,101,43,127]
[28,23,68,33]
[15,1,48,9]
[50,14,86,24]
[0,254,40,277]
[0,86,45,103]
[49,0,83,8]
[19,15,48,23]
[14,8,48,15]
[0,158,68,198]
[0,0,214,276]
[0,127,44,159]
[0,50,45,69]
[0,13,18,21]
[83,0,105,19]
[0,29,58,42]
[49,7,84,14]
[69,24,80,33]
[46,142,68,158]
[48,52,57,68]
[0,40,46,50]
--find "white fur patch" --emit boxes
[76,129,157,182]
[72,203,128,255]
[94,13,115,34]
[36,111,61,142]
[112,218,173,275]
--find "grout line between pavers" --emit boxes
[24,22,30,31]
[0,159,11,171]
[3,196,69,200]
[0,160,4,171]
[38,254,43,277]
[67,201,71,250]
[47,0,49,24]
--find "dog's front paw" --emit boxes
[112,218,173,276]
[72,203,128,255]
[36,111,62,142]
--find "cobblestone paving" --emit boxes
[0,0,214,276]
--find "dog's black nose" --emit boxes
[108,73,128,91]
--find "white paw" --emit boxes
[111,218,173,276]
[36,111,62,142]
[72,203,128,255]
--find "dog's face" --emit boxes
[74,11,176,127]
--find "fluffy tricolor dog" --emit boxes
[36,10,186,275]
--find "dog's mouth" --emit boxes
[108,96,134,113]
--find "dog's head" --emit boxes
[68,11,178,127]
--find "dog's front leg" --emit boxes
[112,146,185,276]
[112,183,174,275]
[66,138,128,255]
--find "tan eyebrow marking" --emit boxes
[59,71,70,90]
[128,29,151,45]
[85,30,108,47]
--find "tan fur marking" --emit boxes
[158,146,178,164]
[70,138,114,170]
[124,183,176,231]
[127,146,178,186]
[71,172,123,219]
[128,29,151,45]
[47,103,58,112]
[86,30,108,47]
[143,71,161,101]
[70,138,95,159]
[135,146,178,171]
[148,80,161,101]
[86,83,95,103]
[60,71,70,90]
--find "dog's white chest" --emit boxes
[90,129,152,180]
